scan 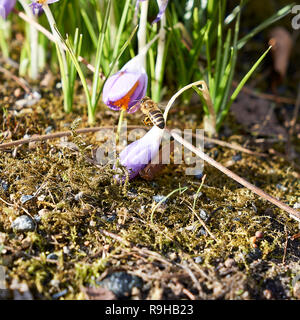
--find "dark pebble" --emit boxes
[0,180,9,192]
[198,227,207,236]
[20,195,34,204]
[101,214,117,222]
[204,142,215,150]
[52,289,68,300]
[97,272,143,298]
[247,248,262,261]
[33,214,41,223]
[47,253,58,260]
[194,172,204,180]
[232,154,242,162]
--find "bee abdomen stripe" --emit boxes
[150,110,162,116]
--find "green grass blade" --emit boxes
[226,45,272,109]
[80,8,97,48]
[91,0,111,110]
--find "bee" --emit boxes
[37,0,48,3]
[140,96,165,129]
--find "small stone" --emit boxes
[0,180,9,192]
[224,258,236,268]
[11,215,35,232]
[50,279,60,287]
[263,289,272,299]
[153,195,167,203]
[276,184,287,192]
[14,88,22,98]
[101,214,116,222]
[198,227,207,236]
[38,209,49,217]
[74,192,84,201]
[250,236,258,248]
[63,246,70,255]
[21,238,31,249]
[194,256,203,264]
[37,195,46,201]
[232,154,242,162]
[199,209,209,222]
[33,214,41,223]
[195,173,204,180]
[52,289,68,300]
[45,126,53,134]
[97,272,143,298]
[255,231,264,239]
[20,195,34,204]
[46,253,58,260]
[89,220,96,227]
[293,203,300,209]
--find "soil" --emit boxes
[0,62,299,300]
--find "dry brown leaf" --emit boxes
[269,27,293,81]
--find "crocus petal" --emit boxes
[30,0,59,11]
[135,0,169,23]
[0,0,16,19]
[117,126,164,180]
[152,0,169,23]
[103,55,148,112]
[103,72,141,103]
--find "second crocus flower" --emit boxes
[116,126,164,180]
[0,0,16,19]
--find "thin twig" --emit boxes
[0,126,266,159]
[282,225,288,265]
[0,126,142,149]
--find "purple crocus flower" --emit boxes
[116,126,164,180]
[136,0,169,23]
[30,0,59,11]
[0,0,16,19]
[103,55,148,113]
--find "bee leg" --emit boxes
[143,117,152,126]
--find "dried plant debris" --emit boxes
[0,80,300,300]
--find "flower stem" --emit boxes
[116,109,125,144]
[43,4,71,113]
[137,0,149,69]
[18,0,39,80]
[0,18,9,58]
[152,0,167,102]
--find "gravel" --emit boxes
[97,272,143,298]
[11,215,35,232]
